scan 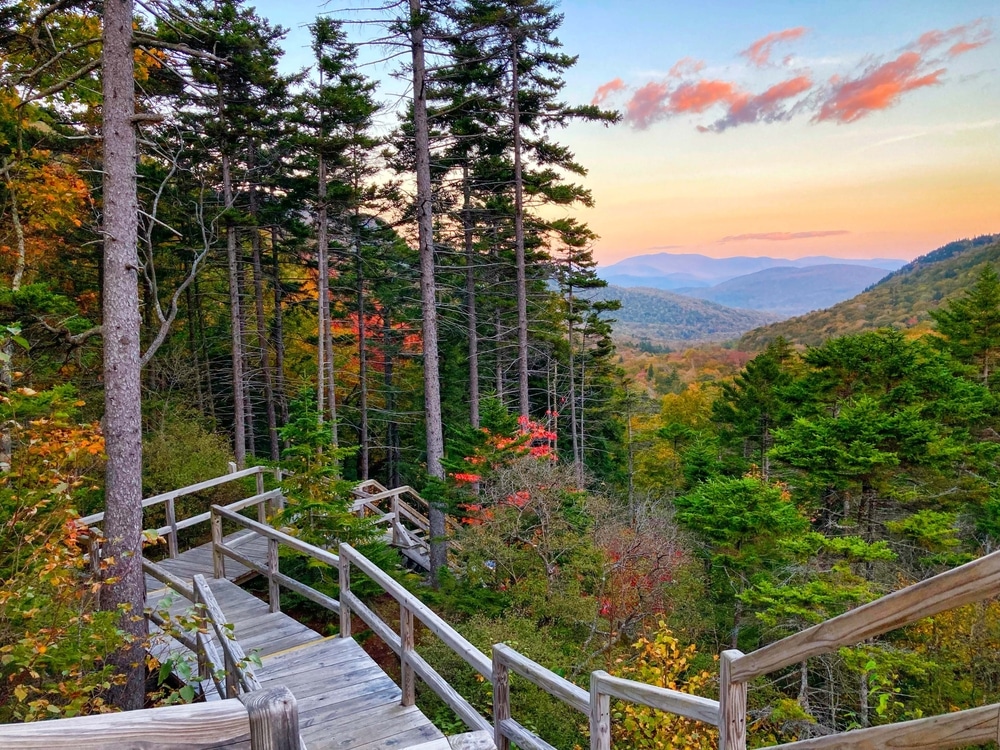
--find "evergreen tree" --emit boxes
[930,265,1000,387]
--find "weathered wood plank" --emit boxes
[498,719,557,750]
[213,506,340,567]
[767,701,1000,749]
[0,698,251,749]
[732,549,1000,681]
[80,466,266,524]
[591,670,719,727]
[341,544,492,679]
[494,644,588,715]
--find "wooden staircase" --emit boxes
[12,467,1000,750]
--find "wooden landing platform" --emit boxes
[260,637,446,750]
[145,561,448,749]
[146,530,267,593]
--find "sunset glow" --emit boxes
[254,0,998,265]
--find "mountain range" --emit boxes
[589,285,779,345]
[600,252,906,290]
[740,234,1000,349]
[680,264,890,316]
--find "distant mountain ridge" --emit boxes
[590,284,779,344]
[600,251,906,290]
[681,264,890,316]
[740,234,1000,349]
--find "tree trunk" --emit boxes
[356,242,369,480]
[383,306,400,488]
[241,261,255,457]
[567,290,582,484]
[0,157,26,470]
[462,163,479,429]
[409,0,447,581]
[270,227,288,426]
[221,150,246,467]
[511,39,530,420]
[99,0,147,710]
[185,284,204,413]
[252,228,279,461]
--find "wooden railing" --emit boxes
[212,499,342,616]
[338,542,493,733]
[716,545,1000,750]
[81,465,278,559]
[0,685,299,750]
[351,479,463,568]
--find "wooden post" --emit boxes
[166,495,179,559]
[589,671,611,750]
[211,508,225,579]
[400,604,415,706]
[256,470,267,523]
[267,537,280,614]
[391,494,400,546]
[241,685,300,750]
[228,461,238,474]
[719,649,747,750]
[492,646,510,750]
[87,535,101,576]
[194,584,208,680]
[339,544,351,638]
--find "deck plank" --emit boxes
[143,536,446,750]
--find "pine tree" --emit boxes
[931,265,1000,387]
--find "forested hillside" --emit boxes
[681,263,888,315]
[593,284,778,344]
[3,1,1000,747]
[741,234,1000,348]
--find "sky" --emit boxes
[250,0,999,266]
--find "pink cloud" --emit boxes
[709,75,813,131]
[742,27,808,67]
[668,57,706,78]
[916,19,992,56]
[719,231,850,243]
[625,79,742,129]
[591,78,626,106]
[815,52,944,123]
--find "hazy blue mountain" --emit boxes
[680,264,890,315]
[588,285,780,344]
[599,251,906,290]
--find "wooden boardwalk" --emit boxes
[145,540,449,750]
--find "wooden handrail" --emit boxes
[338,543,492,734]
[80,466,269,525]
[590,670,720,727]
[193,574,261,697]
[211,503,341,616]
[731,547,1000,683]
[768,700,1000,749]
[0,686,299,750]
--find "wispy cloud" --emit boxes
[815,53,944,123]
[705,75,813,132]
[742,27,809,67]
[594,17,994,133]
[592,77,626,106]
[916,19,993,57]
[719,231,850,243]
[815,19,993,123]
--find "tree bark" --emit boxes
[462,163,479,429]
[252,227,279,461]
[99,0,147,710]
[357,240,368,479]
[409,0,447,580]
[511,38,529,420]
[221,150,246,468]
[270,226,288,426]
